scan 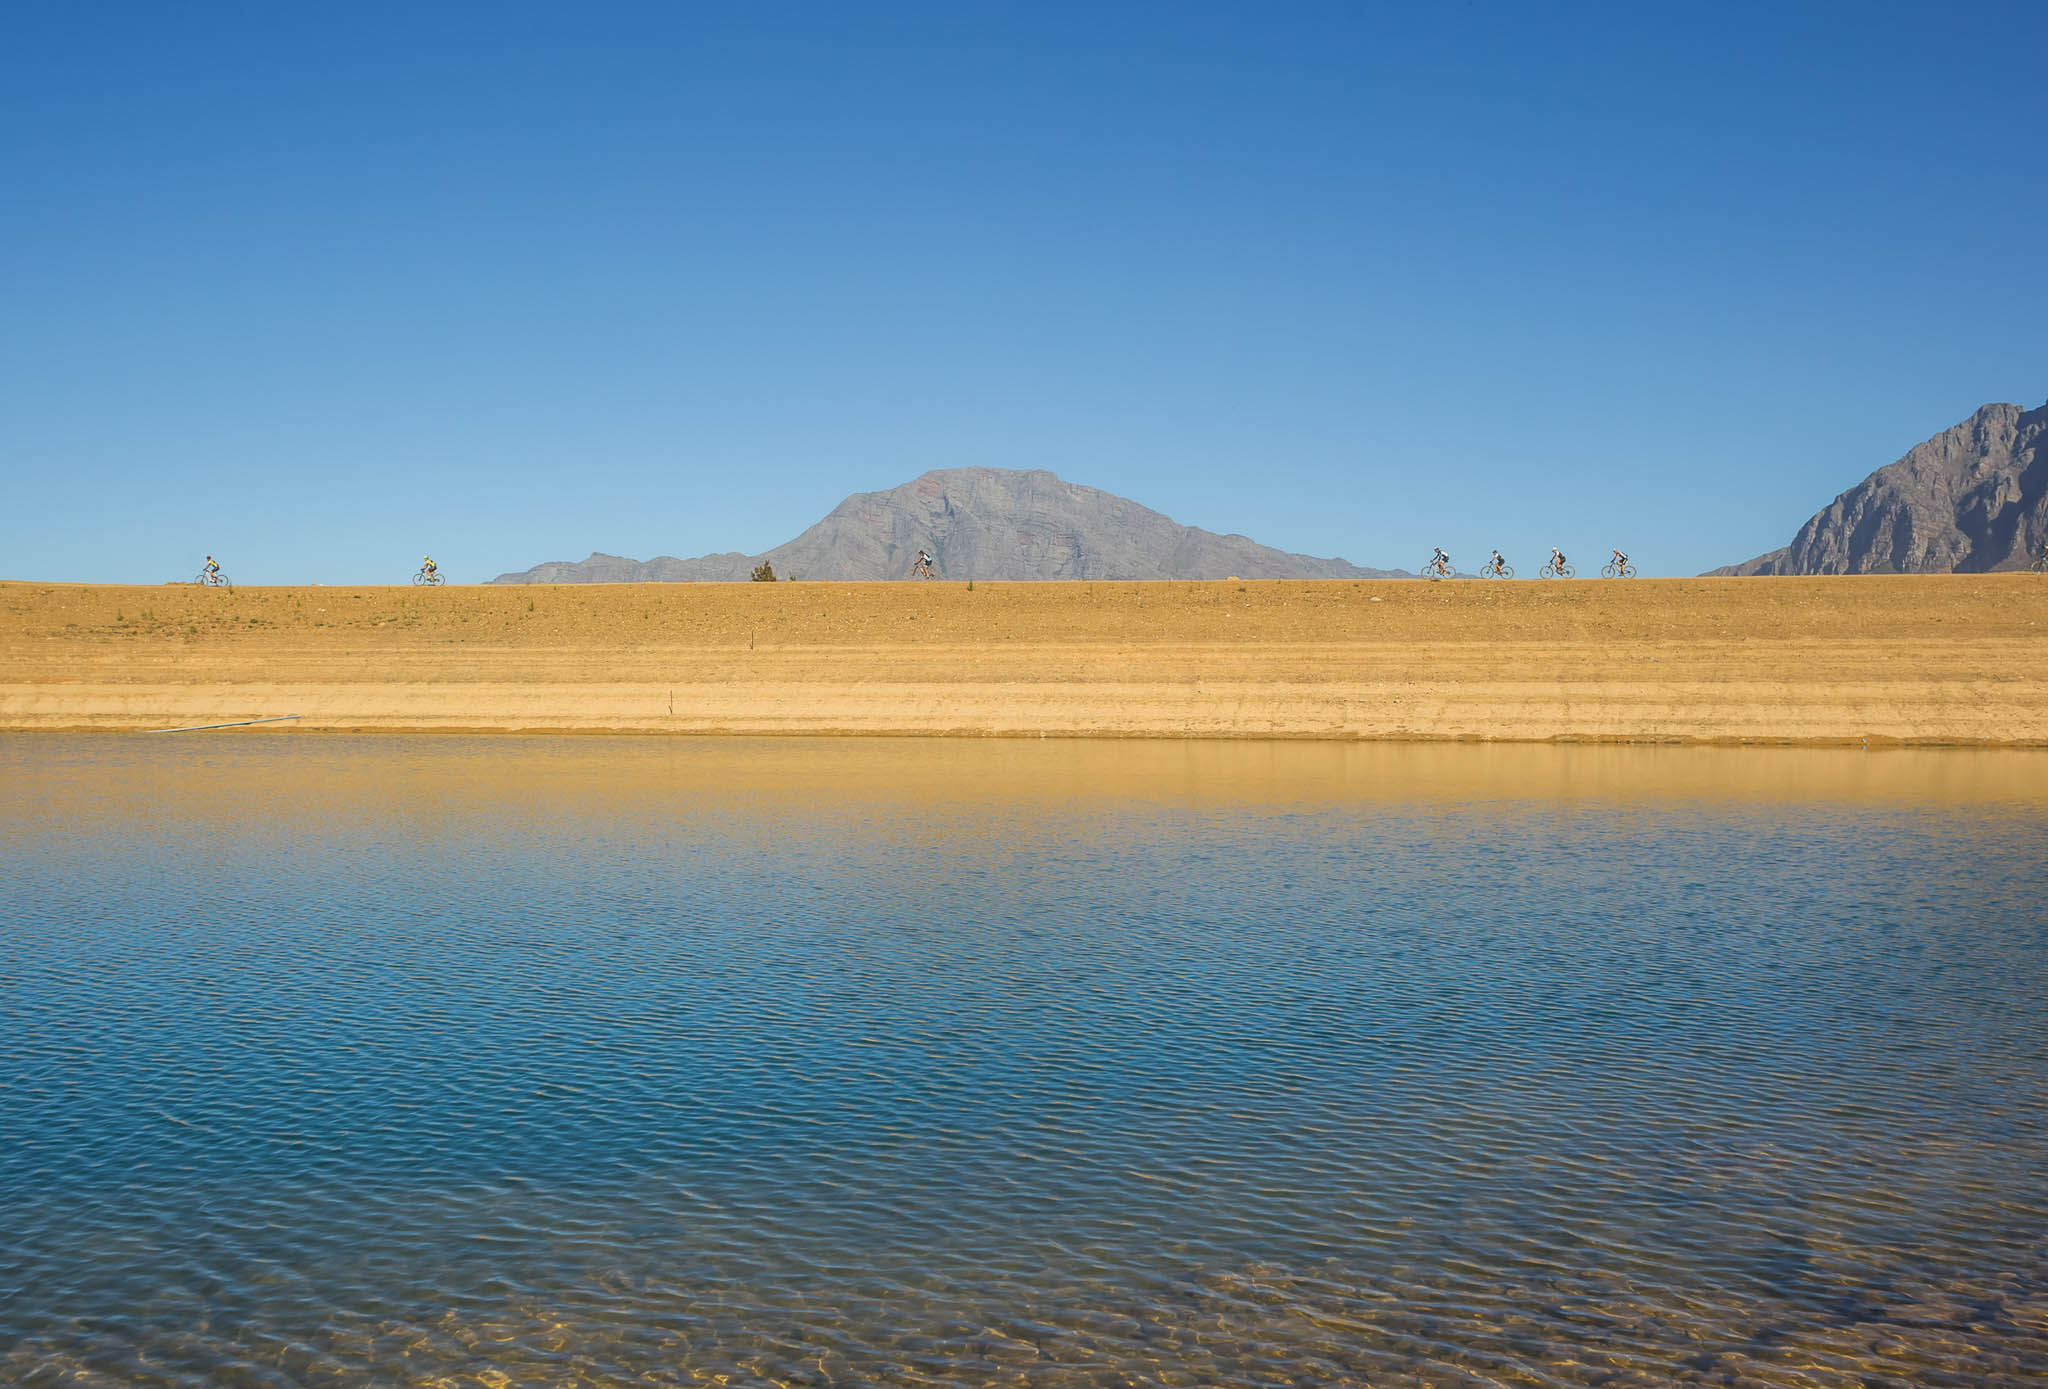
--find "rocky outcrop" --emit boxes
[1712,400,2047,575]
[494,468,1400,582]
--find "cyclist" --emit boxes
[1550,547,1568,572]
[914,549,936,578]
[1488,548,1507,576]
[421,554,437,578]
[203,555,221,582]
[1430,546,1449,576]
[1612,547,1629,570]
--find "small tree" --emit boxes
[750,561,777,582]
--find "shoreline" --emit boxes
[11,725,2043,747]
[5,575,2046,745]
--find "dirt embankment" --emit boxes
[2,576,2044,743]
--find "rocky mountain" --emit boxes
[493,468,1399,583]
[1712,399,2047,575]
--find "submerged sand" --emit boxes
[2,575,2044,743]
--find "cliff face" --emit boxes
[494,468,1398,582]
[1713,401,2048,575]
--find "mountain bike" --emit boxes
[910,556,937,580]
[1539,560,1574,578]
[1602,559,1638,578]
[192,571,231,588]
[413,568,445,586]
[1480,556,1513,579]
[1420,554,1453,581]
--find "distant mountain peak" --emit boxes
[1711,398,2047,575]
[494,467,1398,583]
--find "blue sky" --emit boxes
[4,1,2043,582]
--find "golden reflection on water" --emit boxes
[2,735,2045,1387]
[9,734,2048,821]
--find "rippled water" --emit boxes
[3,736,2046,1387]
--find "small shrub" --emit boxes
[751,561,777,583]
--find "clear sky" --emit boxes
[4,1,2043,583]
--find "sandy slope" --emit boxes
[2,576,2044,743]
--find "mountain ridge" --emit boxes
[493,467,1401,583]
[1711,399,2047,575]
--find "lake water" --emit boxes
[3,736,2045,1387]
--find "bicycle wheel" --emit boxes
[1602,563,1618,578]
[2033,557,2048,573]
[193,573,209,585]
[412,571,428,585]
[1560,564,1574,578]
[1539,564,1555,579]
[1621,563,1637,578]
[1498,564,1514,579]
[1421,559,1440,580]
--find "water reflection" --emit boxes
[2,736,2045,1385]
